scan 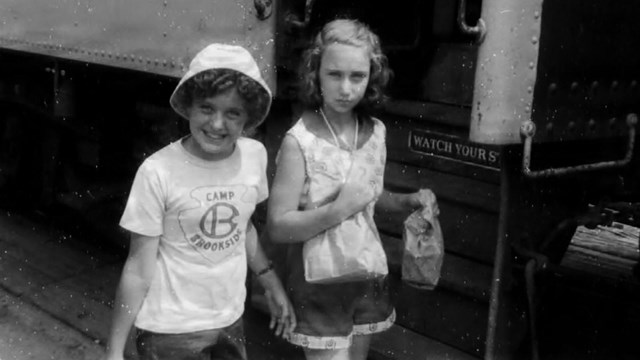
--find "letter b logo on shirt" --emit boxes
[200,203,240,239]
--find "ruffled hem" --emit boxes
[353,309,395,335]
[287,310,395,350]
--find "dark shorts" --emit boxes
[135,317,247,360]
[285,245,395,350]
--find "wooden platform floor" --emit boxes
[3,206,640,360]
[538,223,640,360]
[562,223,639,283]
[0,209,305,360]
[0,209,474,360]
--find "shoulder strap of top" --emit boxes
[370,117,386,137]
[287,118,313,145]
[282,118,316,169]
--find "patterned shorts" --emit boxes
[286,276,395,350]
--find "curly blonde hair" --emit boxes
[298,19,391,113]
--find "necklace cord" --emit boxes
[319,108,358,151]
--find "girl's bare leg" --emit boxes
[349,334,372,360]
[304,348,350,360]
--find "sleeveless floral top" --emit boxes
[285,115,387,232]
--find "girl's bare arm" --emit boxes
[102,233,159,360]
[267,135,372,243]
[245,221,296,337]
[375,188,436,219]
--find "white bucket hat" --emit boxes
[169,43,272,128]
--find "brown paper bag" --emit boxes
[402,189,444,290]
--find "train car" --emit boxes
[1,1,639,359]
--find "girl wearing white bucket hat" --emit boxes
[103,43,295,360]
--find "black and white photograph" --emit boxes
[0,1,638,359]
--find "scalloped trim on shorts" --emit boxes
[287,310,396,350]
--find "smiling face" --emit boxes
[318,42,371,117]
[183,88,248,161]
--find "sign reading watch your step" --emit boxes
[409,129,500,168]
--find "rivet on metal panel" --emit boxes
[570,82,579,93]
[627,113,638,127]
[588,119,597,132]
[531,36,538,45]
[548,83,557,96]
[567,121,576,133]
[528,62,535,70]
[527,86,533,94]
[590,81,599,97]
[545,123,553,135]
[534,11,541,19]
[611,80,619,93]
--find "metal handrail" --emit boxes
[458,0,487,42]
[521,114,638,178]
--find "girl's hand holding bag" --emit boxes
[302,161,388,284]
[402,189,444,290]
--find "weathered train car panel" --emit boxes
[532,0,640,143]
[0,0,276,87]
[469,0,542,145]
[470,0,640,145]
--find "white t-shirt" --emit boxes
[120,136,268,333]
